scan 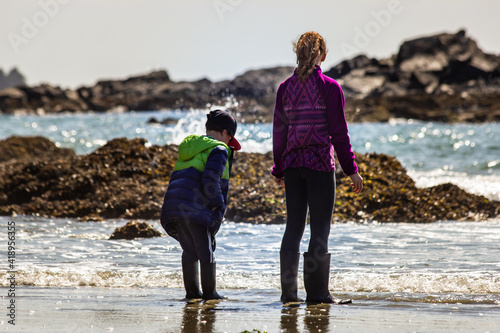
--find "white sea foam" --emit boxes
[408,169,500,201]
[4,269,499,297]
[331,272,500,295]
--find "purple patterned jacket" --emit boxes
[272,66,358,178]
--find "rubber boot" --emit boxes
[200,262,225,300]
[280,251,303,303]
[303,252,349,304]
[182,258,202,300]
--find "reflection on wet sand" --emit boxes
[280,305,299,331]
[280,303,331,333]
[304,304,330,333]
[180,300,218,333]
[15,286,500,333]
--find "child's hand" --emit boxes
[349,173,363,194]
[275,177,285,186]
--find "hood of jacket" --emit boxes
[175,134,230,173]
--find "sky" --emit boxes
[1,0,500,88]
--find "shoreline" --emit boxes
[3,216,499,332]
[7,286,500,333]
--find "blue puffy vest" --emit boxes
[160,135,232,239]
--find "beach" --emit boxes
[2,6,500,332]
[2,216,499,332]
[0,110,499,332]
[7,286,499,333]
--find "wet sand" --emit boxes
[6,286,499,332]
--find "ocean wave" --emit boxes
[4,269,499,297]
[408,169,500,201]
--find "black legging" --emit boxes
[177,220,214,263]
[280,167,335,255]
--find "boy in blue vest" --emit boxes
[161,109,241,300]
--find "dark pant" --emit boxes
[281,167,335,255]
[177,221,214,264]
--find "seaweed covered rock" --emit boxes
[0,136,177,219]
[332,153,498,222]
[0,135,74,163]
[229,150,499,223]
[0,136,498,223]
[109,220,162,240]
[226,151,286,224]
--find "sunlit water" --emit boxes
[1,216,499,332]
[1,110,499,200]
[1,110,499,331]
[1,216,499,301]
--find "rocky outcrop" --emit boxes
[0,135,74,163]
[0,136,498,223]
[0,137,177,219]
[0,68,25,90]
[325,30,500,122]
[1,30,498,123]
[109,220,162,240]
[0,68,293,123]
[0,84,88,115]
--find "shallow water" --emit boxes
[1,216,499,331]
[1,110,500,331]
[8,286,500,333]
[3,216,500,298]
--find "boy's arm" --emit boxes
[202,146,229,209]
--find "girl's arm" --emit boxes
[324,79,358,176]
[272,83,289,178]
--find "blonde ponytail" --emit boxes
[293,32,327,82]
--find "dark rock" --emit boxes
[161,117,178,125]
[77,70,172,111]
[0,66,294,123]
[1,29,499,123]
[147,117,161,124]
[227,67,292,98]
[13,84,88,113]
[0,136,177,219]
[409,71,440,93]
[0,136,497,223]
[395,29,500,84]
[147,117,178,125]
[0,88,28,113]
[218,66,293,123]
[123,70,170,84]
[0,135,74,163]
[333,153,498,222]
[0,68,25,90]
[109,220,162,240]
[323,55,379,79]
[328,30,500,123]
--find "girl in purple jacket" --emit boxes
[272,31,363,304]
